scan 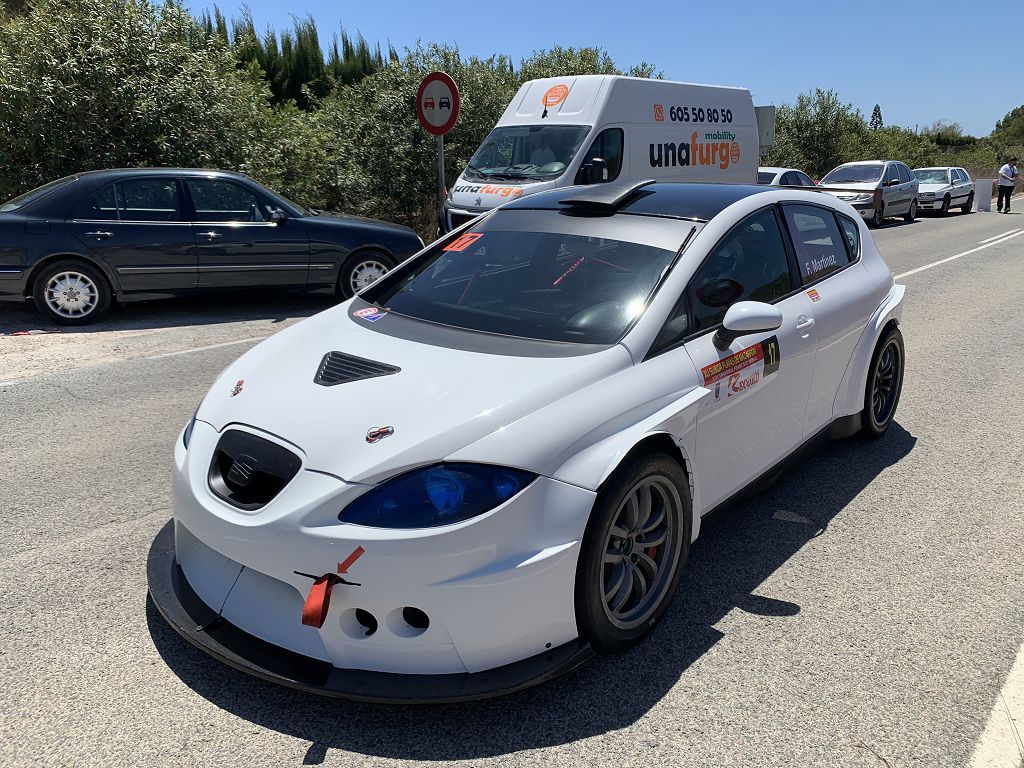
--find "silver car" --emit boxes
[819,160,919,227]
[912,166,974,216]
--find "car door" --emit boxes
[881,162,902,214]
[898,163,916,212]
[779,204,874,433]
[68,177,197,293]
[952,169,970,205]
[183,177,309,288]
[678,206,817,509]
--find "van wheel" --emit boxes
[939,195,950,216]
[870,205,884,228]
[575,453,691,654]
[861,326,904,438]
[962,193,974,214]
[338,250,396,300]
[32,259,111,325]
[904,199,917,222]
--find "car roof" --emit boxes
[758,166,792,174]
[73,168,253,180]
[502,182,773,223]
[913,166,956,171]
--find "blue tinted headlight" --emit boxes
[182,410,198,449]
[339,463,537,528]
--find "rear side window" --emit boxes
[897,164,912,183]
[794,171,815,187]
[782,204,850,284]
[688,208,794,332]
[77,184,119,220]
[838,215,860,259]
[117,178,182,222]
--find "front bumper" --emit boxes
[148,520,593,703]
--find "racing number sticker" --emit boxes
[443,232,484,252]
[761,335,780,376]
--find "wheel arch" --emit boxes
[24,252,120,299]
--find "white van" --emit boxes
[443,75,772,231]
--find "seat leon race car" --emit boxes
[149,180,906,702]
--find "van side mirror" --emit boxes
[713,301,783,350]
[583,157,608,184]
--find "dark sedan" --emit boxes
[0,169,424,324]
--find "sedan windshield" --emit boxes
[913,169,949,184]
[361,213,681,345]
[465,125,590,181]
[821,164,884,184]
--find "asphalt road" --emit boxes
[2,209,1023,768]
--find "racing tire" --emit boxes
[861,325,905,438]
[870,205,884,228]
[575,452,691,654]
[904,199,917,223]
[939,195,950,216]
[337,249,396,300]
[962,193,974,214]
[32,259,111,325]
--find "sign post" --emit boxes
[416,72,460,232]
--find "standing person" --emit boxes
[997,157,1019,213]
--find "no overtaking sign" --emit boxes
[416,71,460,136]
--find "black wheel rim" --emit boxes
[872,339,902,425]
[600,475,682,630]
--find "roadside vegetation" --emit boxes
[1,0,1022,238]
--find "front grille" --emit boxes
[314,351,400,387]
[449,212,480,229]
[208,430,302,511]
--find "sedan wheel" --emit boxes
[576,453,690,652]
[861,326,905,438]
[339,250,396,299]
[32,260,111,325]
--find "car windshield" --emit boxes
[913,169,949,184]
[821,164,884,184]
[0,175,78,212]
[757,171,777,185]
[361,213,681,345]
[465,125,590,182]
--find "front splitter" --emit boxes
[147,520,594,703]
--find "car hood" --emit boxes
[918,182,951,194]
[820,180,880,193]
[196,304,633,484]
[305,210,419,237]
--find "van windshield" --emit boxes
[821,164,884,184]
[465,125,590,182]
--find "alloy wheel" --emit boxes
[872,339,902,425]
[44,271,98,319]
[349,259,390,294]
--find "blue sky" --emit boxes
[185,0,1023,137]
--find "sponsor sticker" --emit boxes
[700,336,781,398]
[361,312,388,322]
[230,379,244,397]
[352,306,382,318]
[807,288,821,302]
[366,425,394,443]
[443,232,485,252]
[653,104,665,122]
[542,84,569,107]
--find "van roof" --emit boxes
[502,182,771,223]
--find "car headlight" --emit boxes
[339,463,537,528]
[182,409,198,449]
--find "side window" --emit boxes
[958,169,970,183]
[885,164,900,185]
[574,128,624,184]
[76,183,119,220]
[688,208,794,333]
[186,179,269,223]
[116,178,182,222]
[897,164,912,184]
[649,293,690,357]
[780,172,796,186]
[838,215,860,259]
[795,171,815,187]
[782,204,851,284]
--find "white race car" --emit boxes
[149,180,906,702]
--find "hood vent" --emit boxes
[314,351,401,387]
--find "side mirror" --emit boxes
[583,157,608,184]
[885,179,900,187]
[713,301,783,350]
[270,208,287,224]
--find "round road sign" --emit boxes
[416,71,460,136]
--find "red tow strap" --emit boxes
[301,574,344,628]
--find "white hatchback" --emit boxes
[912,166,974,215]
[150,180,906,702]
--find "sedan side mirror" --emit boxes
[269,208,287,224]
[714,301,784,350]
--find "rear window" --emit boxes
[361,213,682,345]
[0,175,78,212]
[782,204,850,284]
[757,171,776,185]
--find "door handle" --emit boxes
[796,316,815,332]
[198,231,222,239]
[85,231,112,239]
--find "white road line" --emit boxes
[979,229,1020,244]
[145,336,269,360]
[895,230,1024,280]
[967,640,1024,768]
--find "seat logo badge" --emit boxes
[365,426,394,444]
[230,379,245,397]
